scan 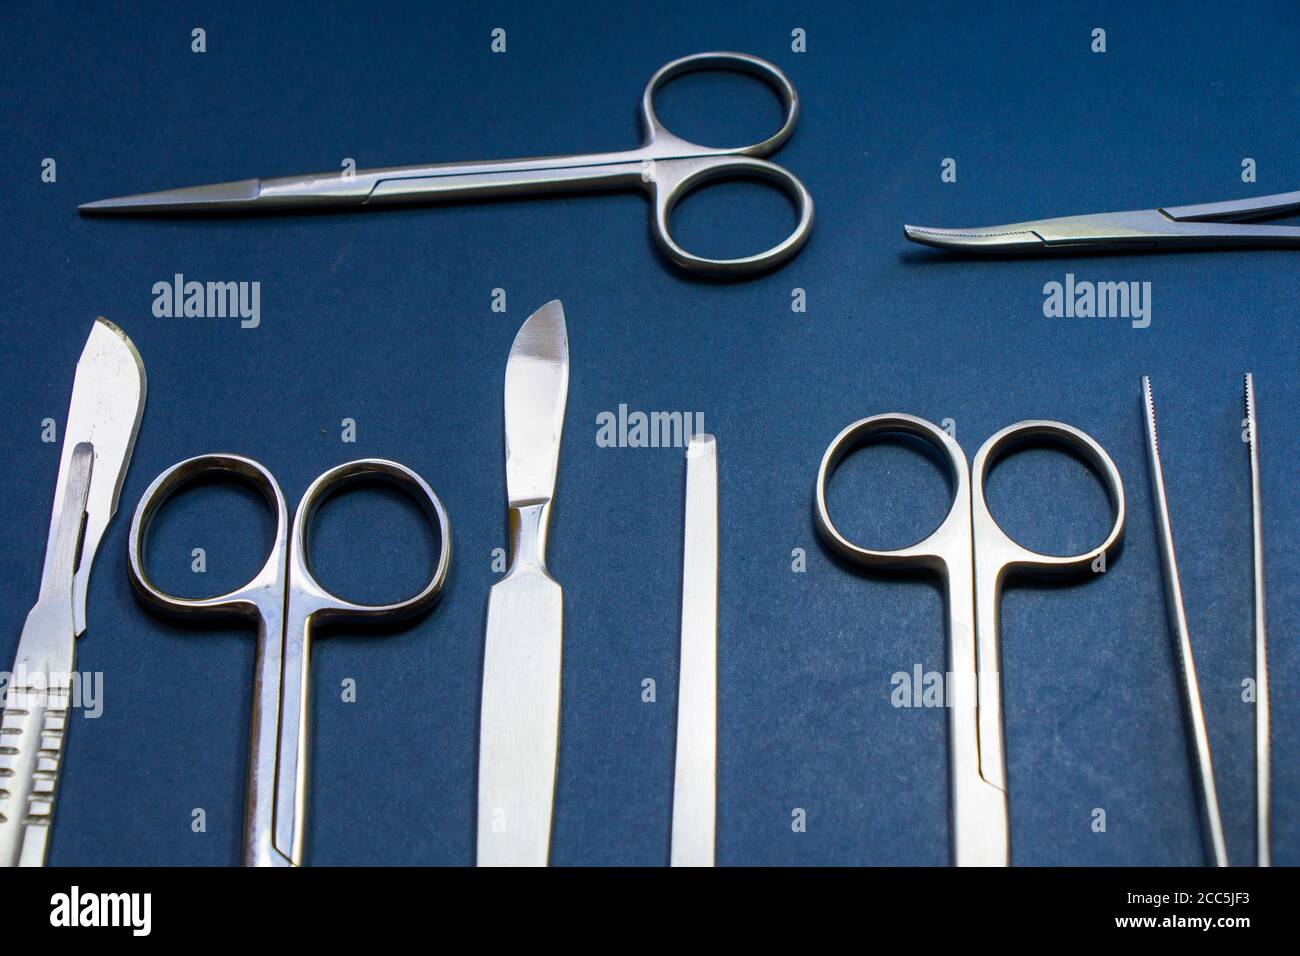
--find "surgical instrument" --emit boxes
[477,300,569,866]
[80,53,814,276]
[0,318,146,868]
[815,414,1124,866]
[127,454,451,866]
[1245,373,1269,867]
[905,189,1300,255]
[1141,376,1229,867]
[671,434,718,867]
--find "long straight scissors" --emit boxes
[904,190,1300,254]
[127,454,451,866]
[814,415,1124,866]
[79,52,813,276]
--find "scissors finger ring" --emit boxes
[127,453,452,866]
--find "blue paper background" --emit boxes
[0,0,1295,866]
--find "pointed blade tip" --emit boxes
[78,197,127,214]
[78,179,262,213]
[510,299,569,363]
[527,299,567,336]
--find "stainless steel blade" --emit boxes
[504,300,568,507]
[671,434,718,867]
[79,179,264,213]
[1142,376,1228,867]
[903,224,1046,253]
[1,442,94,867]
[1245,373,1270,867]
[46,318,147,635]
[477,301,570,867]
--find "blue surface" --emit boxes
[0,1,1295,866]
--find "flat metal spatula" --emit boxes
[671,434,718,867]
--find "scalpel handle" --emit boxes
[671,436,718,867]
[476,504,563,867]
[0,689,71,866]
[0,442,93,867]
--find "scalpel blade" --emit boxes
[53,318,148,634]
[477,301,568,867]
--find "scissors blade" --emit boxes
[671,435,718,867]
[79,178,268,213]
[904,209,1173,253]
[907,200,1300,254]
[1142,377,1229,867]
[477,301,569,867]
[54,319,148,634]
[903,222,1050,253]
[78,155,640,216]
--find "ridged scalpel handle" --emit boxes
[0,442,94,867]
[0,687,71,867]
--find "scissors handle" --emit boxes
[814,413,972,570]
[286,459,453,621]
[646,155,813,274]
[815,415,1124,867]
[813,414,1004,866]
[127,453,291,620]
[639,52,800,159]
[127,452,453,630]
[128,455,452,867]
[271,458,451,865]
[965,420,1124,818]
[638,52,813,275]
[127,454,295,866]
[968,421,1126,576]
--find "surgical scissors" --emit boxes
[905,189,1300,254]
[80,52,813,276]
[127,454,451,866]
[814,415,1124,866]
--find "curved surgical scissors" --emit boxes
[905,190,1300,254]
[814,415,1124,866]
[80,52,813,276]
[127,454,451,866]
